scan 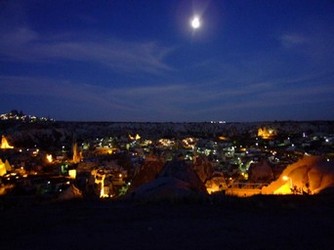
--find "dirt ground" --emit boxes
[0,194,333,250]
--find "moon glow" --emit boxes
[191,16,201,29]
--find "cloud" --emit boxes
[279,31,334,65]
[0,75,132,112]
[0,27,173,74]
[1,72,334,122]
[0,74,246,120]
[190,83,334,119]
[174,71,334,119]
[0,75,193,121]
[280,33,307,48]
[5,27,39,45]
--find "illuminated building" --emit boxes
[257,127,276,139]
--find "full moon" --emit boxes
[191,16,201,29]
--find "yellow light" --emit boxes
[1,135,14,149]
[68,169,76,179]
[46,154,53,163]
[129,133,141,140]
[273,183,292,195]
[258,127,276,139]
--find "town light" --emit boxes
[46,154,53,163]
[68,169,76,179]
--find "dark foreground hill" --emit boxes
[0,194,333,250]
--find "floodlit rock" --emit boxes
[0,159,6,176]
[72,143,82,163]
[4,160,12,172]
[1,135,14,149]
[262,156,334,195]
[0,159,12,176]
[307,167,322,191]
[313,170,334,194]
[205,171,227,193]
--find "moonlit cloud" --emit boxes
[0,75,132,111]
[280,34,307,48]
[279,31,334,65]
[1,70,334,122]
[0,27,173,74]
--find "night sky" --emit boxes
[1,0,333,122]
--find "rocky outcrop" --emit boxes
[262,156,334,194]
[193,155,213,183]
[248,160,274,183]
[128,159,207,201]
[130,155,164,190]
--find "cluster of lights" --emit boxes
[158,139,175,148]
[0,111,54,122]
[129,133,141,141]
[258,127,277,139]
[210,121,226,124]
[182,137,196,149]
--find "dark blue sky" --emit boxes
[1,0,333,122]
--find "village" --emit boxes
[1,116,334,201]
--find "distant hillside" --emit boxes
[1,120,333,150]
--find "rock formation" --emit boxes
[262,155,334,194]
[128,159,207,201]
